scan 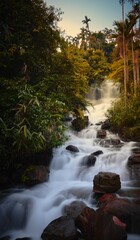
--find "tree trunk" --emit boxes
[122,0,127,105]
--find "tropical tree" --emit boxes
[0,0,91,173]
[81,16,91,50]
[113,6,138,96]
[82,16,91,30]
[85,49,110,85]
[129,0,140,94]
[119,0,127,104]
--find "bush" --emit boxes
[106,92,140,140]
[0,81,67,170]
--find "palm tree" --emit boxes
[129,1,140,94]
[82,16,91,30]
[119,0,127,104]
[113,8,138,96]
[82,16,91,50]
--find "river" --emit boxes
[0,81,140,240]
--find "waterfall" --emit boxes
[0,80,139,240]
[88,79,120,102]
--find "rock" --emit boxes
[128,153,140,166]
[92,150,103,156]
[99,139,123,148]
[62,200,87,219]
[98,194,140,234]
[22,165,50,186]
[101,119,111,130]
[0,237,11,240]
[97,193,117,207]
[128,152,140,179]
[16,238,32,240]
[96,130,106,139]
[75,207,127,240]
[82,154,96,167]
[41,216,77,240]
[95,121,103,126]
[66,145,79,153]
[87,154,96,166]
[72,116,89,131]
[93,172,121,193]
[75,207,96,238]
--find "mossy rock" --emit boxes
[72,116,89,131]
[21,165,50,186]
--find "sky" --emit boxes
[45,0,132,37]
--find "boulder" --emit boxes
[21,165,49,186]
[93,172,121,193]
[99,139,123,148]
[41,216,77,240]
[66,145,79,153]
[96,130,106,139]
[128,151,140,179]
[62,200,87,219]
[92,150,103,156]
[128,153,140,166]
[72,116,89,131]
[75,207,127,240]
[101,119,111,130]
[98,193,140,234]
[82,154,96,167]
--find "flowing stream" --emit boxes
[0,81,140,240]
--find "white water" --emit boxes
[0,81,140,240]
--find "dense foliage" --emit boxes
[106,1,140,141]
[106,91,140,141]
[0,0,115,174]
[0,0,92,171]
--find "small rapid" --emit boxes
[0,81,139,240]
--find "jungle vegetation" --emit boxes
[0,0,140,174]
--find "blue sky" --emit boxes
[46,0,132,36]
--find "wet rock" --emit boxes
[62,200,87,219]
[75,206,127,240]
[72,116,89,131]
[92,150,103,156]
[99,138,123,148]
[96,130,106,138]
[95,121,103,126]
[93,172,121,193]
[66,145,79,153]
[82,154,96,167]
[87,154,96,166]
[128,153,140,166]
[98,193,140,234]
[128,152,140,179]
[97,193,117,207]
[22,165,50,186]
[75,207,96,238]
[16,238,32,240]
[101,119,111,130]
[0,237,11,240]
[41,216,77,240]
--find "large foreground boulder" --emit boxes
[93,172,121,193]
[75,207,127,240]
[41,216,77,240]
[98,193,140,234]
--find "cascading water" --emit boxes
[0,80,140,240]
